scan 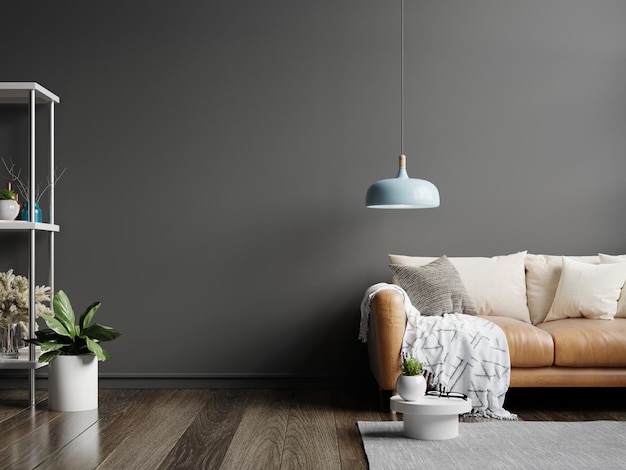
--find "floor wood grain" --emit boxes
[157,389,248,470]
[218,390,290,470]
[0,387,623,469]
[282,390,342,469]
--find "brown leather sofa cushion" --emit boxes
[480,315,554,367]
[537,318,626,367]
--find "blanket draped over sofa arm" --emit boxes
[361,283,516,420]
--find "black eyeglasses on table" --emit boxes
[425,390,468,401]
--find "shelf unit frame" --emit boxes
[0,82,60,406]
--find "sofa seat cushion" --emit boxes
[537,318,626,367]
[479,315,554,367]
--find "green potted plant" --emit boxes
[27,290,121,411]
[0,188,16,200]
[0,187,20,220]
[396,354,426,401]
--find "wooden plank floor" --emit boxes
[0,387,623,469]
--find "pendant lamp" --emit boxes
[366,0,440,209]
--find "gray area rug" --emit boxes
[358,420,626,470]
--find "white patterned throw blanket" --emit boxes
[360,283,516,420]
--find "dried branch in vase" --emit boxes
[1,158,66,203]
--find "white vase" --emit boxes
[48,355,98,412]
[396,374,427,401]
[0,200,20,220]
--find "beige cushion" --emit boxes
[600,254,626,261]
[544,257,626,321]
[389,251,531,323]
[388,256,477,316]
[599,253,626,318]
[525,254,599,325]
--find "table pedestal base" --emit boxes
[390,395,472,441]
[402,413,461,440]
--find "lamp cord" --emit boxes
[400,0,404,156]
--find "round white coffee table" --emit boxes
[390,394,472,440]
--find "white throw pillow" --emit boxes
[599,253,626,318]
[525,254,599,324]
[389,251,531,323]
[545,257,626,321]
[599,254,626,261]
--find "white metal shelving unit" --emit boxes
[0,82,60,406]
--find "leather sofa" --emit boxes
[366,252,626,391]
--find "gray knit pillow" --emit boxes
[389,256,477,316]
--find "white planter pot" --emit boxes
[0,200,20,220]
[48,355,98,412]
[396,374,427,401]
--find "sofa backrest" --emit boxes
[388,252,626,325]
[389,251,531,324]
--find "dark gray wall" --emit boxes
[0,0,624,384]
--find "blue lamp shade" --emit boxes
[366,155,440,209]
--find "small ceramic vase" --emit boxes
[20,201,42,223]
[396,374,427,401]
[0,199,20,220]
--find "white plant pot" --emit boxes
[0,200,20,220]
[396,374,427,401]
[48,355,98,412]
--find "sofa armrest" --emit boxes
[367,289,407,391]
